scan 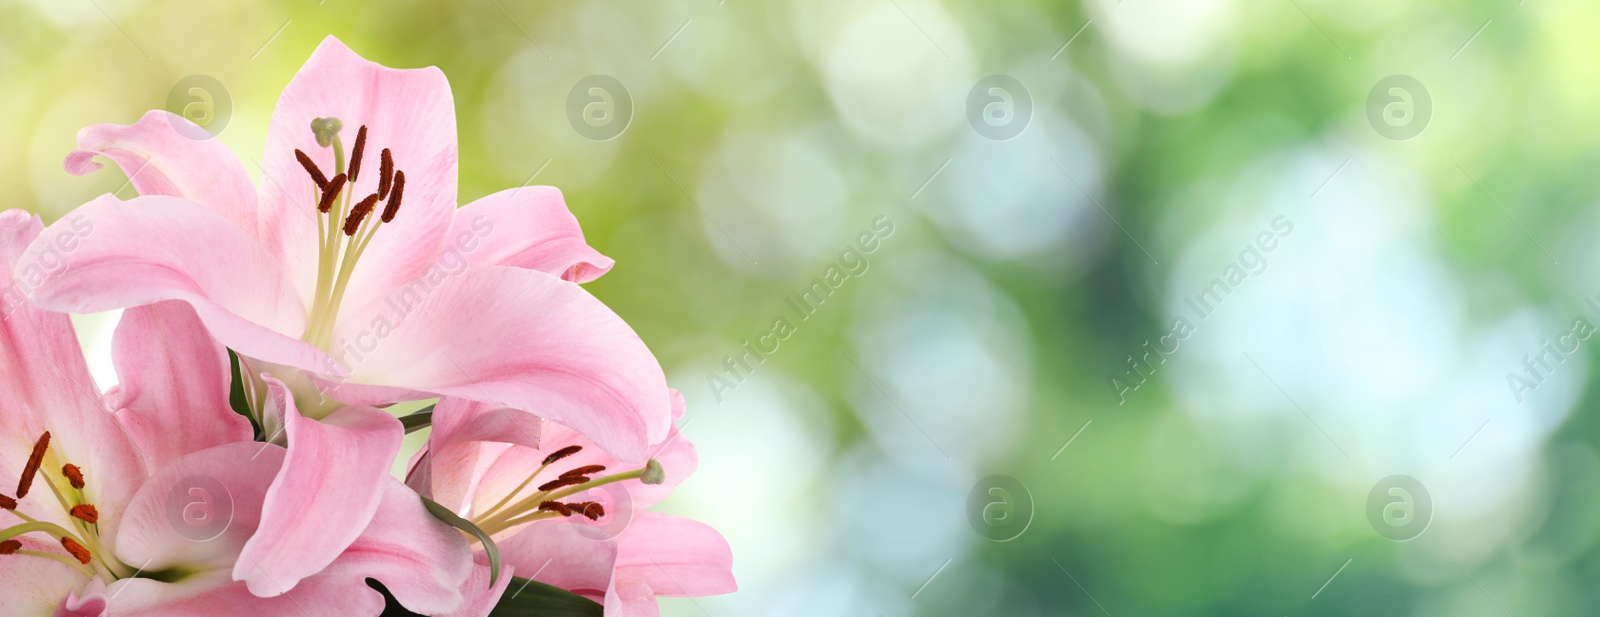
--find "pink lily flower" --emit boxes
[411,391,736,616]
[23,36,671,591]
[0,210,471,616]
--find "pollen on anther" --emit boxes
[0,540,19,555]
[62,465,84,490]
[348,126,369,182]
[319,173,348,214]
[560,465,606,479]
[70,504,99,525]
[59,537,91,564]
[538,501,572,517]
[380,170,405,223]
[378,149,394,199]
[537,475,589,493]
[344,193,381,236]
[0,494,15,510]
[295,149,329,189]
[17,432,49,499]
[542,445,583,466]
[578,502,605,521]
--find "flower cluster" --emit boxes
[0,37,733,616]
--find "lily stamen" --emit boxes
[544,446,583,465]
[0,536,94,576]
[535,475,589,493]
[561,465,607,479]
[0,432,131,581]
[380,171,404,223]
[69,505,98,525]
[62,465,84,490]
[377,149,393,199]
[17,432,49,499]
[344,193,380,237]
[295,149,329,190]
[59,537,91,565]
[297,120,411,351]
[347,126,368,182]
[469,452,663,537]
[318,174,347,214]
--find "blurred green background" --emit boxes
[5,0,1599,614]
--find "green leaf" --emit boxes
[367,579,425,616]
[371,576,603,617]
[488,577,604,617]
[400,404,435,434]
[421,496,502,587]
[226,350,263,439]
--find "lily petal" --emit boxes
[324,266,670,463]
[258,36,458,313]
[0,209,145,547]
[431,398,544,453]
[65,110,258,238]
[18,194,320,370]
[114,443,281,574]
[0,536,92,616]
[114,442,470,617]
[438,558,515,617]
[315,480,474,615]
[634,389,696,509]
[452,186,614,283]
[53,581,106,617]
[432,390,691,528]
[106,572,385,617]
[235,378,402,596]
[110,444,374,617]
[613,513,736,598]
[498,520,618,596]
[513,389,695,513]
[603,578,661,617]
[421,398,542,513]
[108,301,254,469]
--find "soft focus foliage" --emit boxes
[3,0,1596,614]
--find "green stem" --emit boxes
[16,550,94,576]
[0,521,80,544]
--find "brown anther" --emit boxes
[537,475,589,493]
[348,125,369,181]
[542,445,583,466]
[377,149,394,199]
[537,501,572,517]
[0,494,15,510]
[560,465,607,479]
[380,170,405,223]
[295,149,329,190]
[69,504,99,525]
[318,173,348,214]
[344,193,381,236]
[17,432,49,499]
[578,502,605,521]
[0,540,19,555]
[62,464,84,490]
[59,537,91,564]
